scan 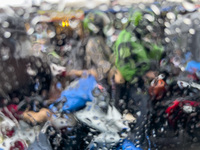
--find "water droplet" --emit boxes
[121,17,128,24]
[116,13,123,19]
[17,8,24,16]
[58,40,63,45]
[164,28,171,35]
[189,28,195,34]
[166,12,176,20]
[99,4,108,11]
[150,5,160,15]
[193,137,198,142]
[144,14,154,22]
[27,28,34,35]
[2,21,9,28]
[182,1,196,12]
[4,32,11,38]
[23,13,30,19]
[158,18,164,24]
[146,25,153,32]
[139,4,145,9]
[136,111,141,117]
[164,22,170,28]
[194,19,200,25]
[165,37,170,43]
[41,3,52,10]
[70,20,78,29]
[183,18,192,25]
[113,5,121,12]
[175,28,181,33]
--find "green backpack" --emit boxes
[113,9,164,82]
[113,29,164,82]
[113,30,148,82]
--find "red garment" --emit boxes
[10,141,26,150]
[1,104,23,120]
[166,99,200,128]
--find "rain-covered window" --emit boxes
[1,0,200,150]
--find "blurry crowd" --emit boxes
[1,1,200,150]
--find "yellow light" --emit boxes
[61,19,70,27]
[62,21,66,27]
[65,21,69,27]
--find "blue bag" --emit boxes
[116,139,143,150]
[49,75,97,113]
[185,60,200,73]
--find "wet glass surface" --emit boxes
[1,0,200,150]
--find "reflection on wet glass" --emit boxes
[1,1,200,150]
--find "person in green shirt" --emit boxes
[112,9,164,147]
